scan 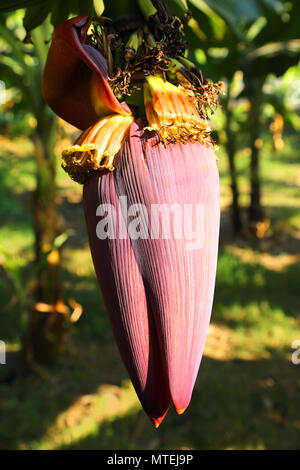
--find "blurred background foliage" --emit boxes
[0,0,299,450]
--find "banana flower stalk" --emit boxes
[42,15,221,427]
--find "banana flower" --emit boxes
[42,15,220,427]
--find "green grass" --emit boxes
[0,130,299,450]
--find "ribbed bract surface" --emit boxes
[83,120,220,424]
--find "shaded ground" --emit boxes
[0,130,299,450]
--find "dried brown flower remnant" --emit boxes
[109,43,171,98]
[178,75,224,121]
[148,0,187,57]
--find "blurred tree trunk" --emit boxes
[224,88,243,233]
[0,21,70,365]
[247,76,266,226]
[26,109,67,365]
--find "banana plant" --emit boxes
[1,0,299,424]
